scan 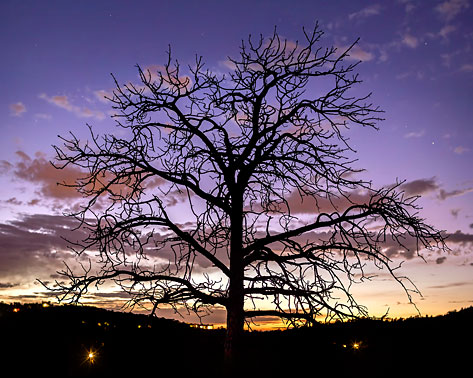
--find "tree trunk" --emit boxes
[224,284,244,371]
[224,196,245,373]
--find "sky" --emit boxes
[1,0,472,328]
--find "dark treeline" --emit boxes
[1,302,470,376]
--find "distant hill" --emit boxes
[1,302,471,376]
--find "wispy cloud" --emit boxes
[348,4,382,20]
[438,24,457,40]
[428,281,470,289]
[450,208,461,218]
[10,102,26,117]
[454,145,470,154]
[0,214,89,284]
[3,150,85,200]
[34,113,52,120]
[404,129,425,138]
[0,150,165,207]
[402,34,419,49]
[142,64,192,89]
[400,177,439,196]
[398,0,417,13]
[438,187,473,200]
[445,230,473,245]
[398,177,473,201]
[94,89,114,104]
[339,44,374,62]
[459,64,473,72]
[39,93,105,120]
[435,0,470,21]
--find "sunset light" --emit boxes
[0,2,471,376]
[2,2,473,371]
[1,0,472,339]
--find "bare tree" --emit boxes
[45,24,445,368]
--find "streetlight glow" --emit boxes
[86,349,96,364]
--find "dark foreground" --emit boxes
[1,303,471,377]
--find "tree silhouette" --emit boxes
[45,24,446,368]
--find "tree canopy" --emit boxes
[45,24,446,364]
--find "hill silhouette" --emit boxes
[1,302,470,376]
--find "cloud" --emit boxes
[398,0,416,13]
[459,64,473,72]
[91,291,134,299]
[10,102,26,116]
[3,150,85,200]
[454,146,470,154]
[0,209,471,311]
[402,34,419,49]
[0,160,13,174]
[380,234,425,260]
[376,230,473,260]
[0,214,88,283]
[0,282,19,289]
[34,113,52,120]
[396,177,472,201]
[282,189,375,215]
[428,281,470,289]
[400,177,440,196]
[438,24,457,40]
[5,197,22,206]
[340,44,374,62]
[1,148,168,213]
[282,176,465,215]
[440,49,466,69]
[435,0,470,21]
[142,65,192,89]
[299,227,471,261]
[348,4,382,20]
[404,129,425,138]
[93,89,114,104]
[220,59,237,71]
[445,230,473,245]
[438,187,473,200]
[39,93,105,120]
[0,213,225,306]
[436,256,447,264]
[450,208,461,218]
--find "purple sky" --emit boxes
[1,0,472,325]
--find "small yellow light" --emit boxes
[86,350,96,364]
[13,308,20,313]
[352,342,360,350]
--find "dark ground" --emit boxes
[1,302,471,377]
